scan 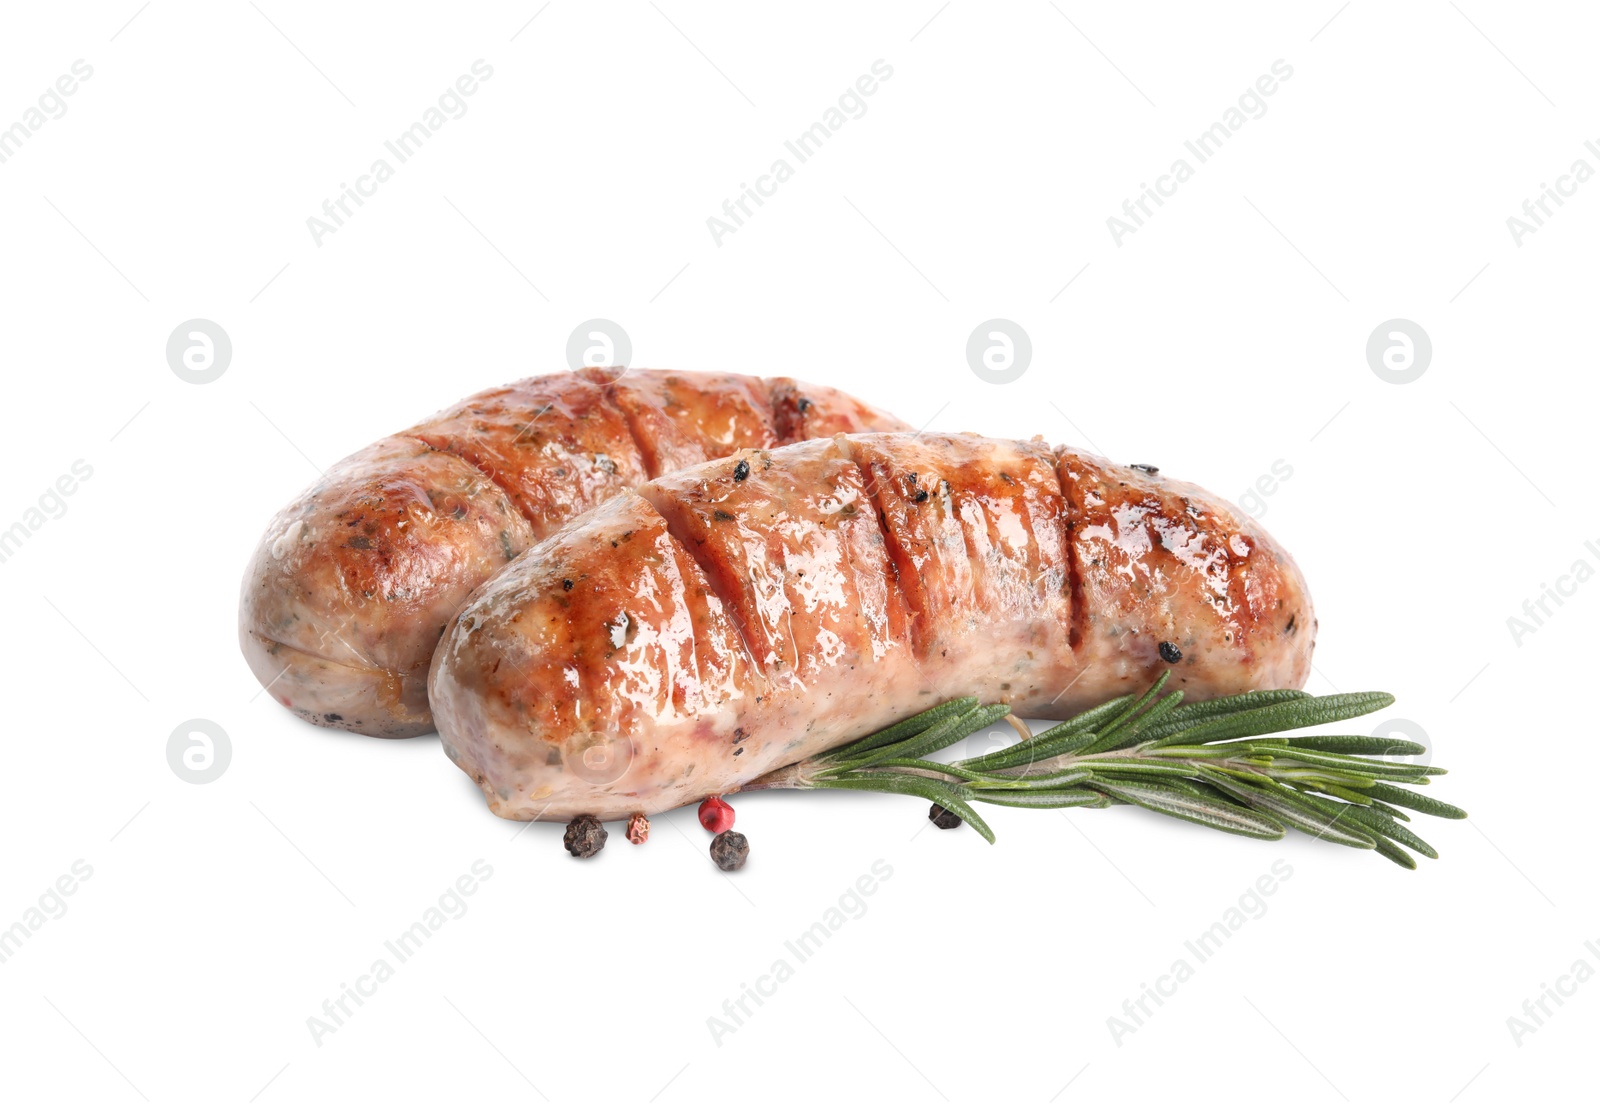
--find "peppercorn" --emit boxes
[710,830,749,870]
[563,814,607,858]
[929,803,963,830]
[1159,641,1183,663]
[625,812,650,845]
[698,795,735,833]
[1130,463,1160,475]
[733,458,750,481]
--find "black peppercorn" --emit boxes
[929,803,963,830]
[1159,641,1182,663]
[710,830,749,870]
[733,458,750,481]
[1130,463,1160,475]
[563,578,574,591]
[563,814,607,858]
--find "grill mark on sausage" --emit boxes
[844,437,981,661]
[766,377,808,445]
[586,367,674,481]
[987,440,1076,665]
[407,434,537,528]
[637,441,911,682]
[1052,445,1089,654]
[592,370,782,481]
[845,435,1078,665]
[629,490,766,675]
[603,381,664,481]
[841,440,928,655]
[413,374,653,537]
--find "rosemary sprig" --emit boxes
[743,674,1465,868]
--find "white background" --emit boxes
[0,2,1592,1102]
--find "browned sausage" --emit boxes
[239,370,907,737]
[429,432,1315,821]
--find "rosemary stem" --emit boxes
[736,761,815,792]
[726,678,1459,866]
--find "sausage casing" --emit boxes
[239,370,907,737]
[430,433,1315,819]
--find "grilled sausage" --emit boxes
[239,370,908,737]
[429,432,1316,821]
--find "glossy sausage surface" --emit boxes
[430,432,1315,820]
[239,370,908,737]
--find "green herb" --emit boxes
[742,673,1464,868]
